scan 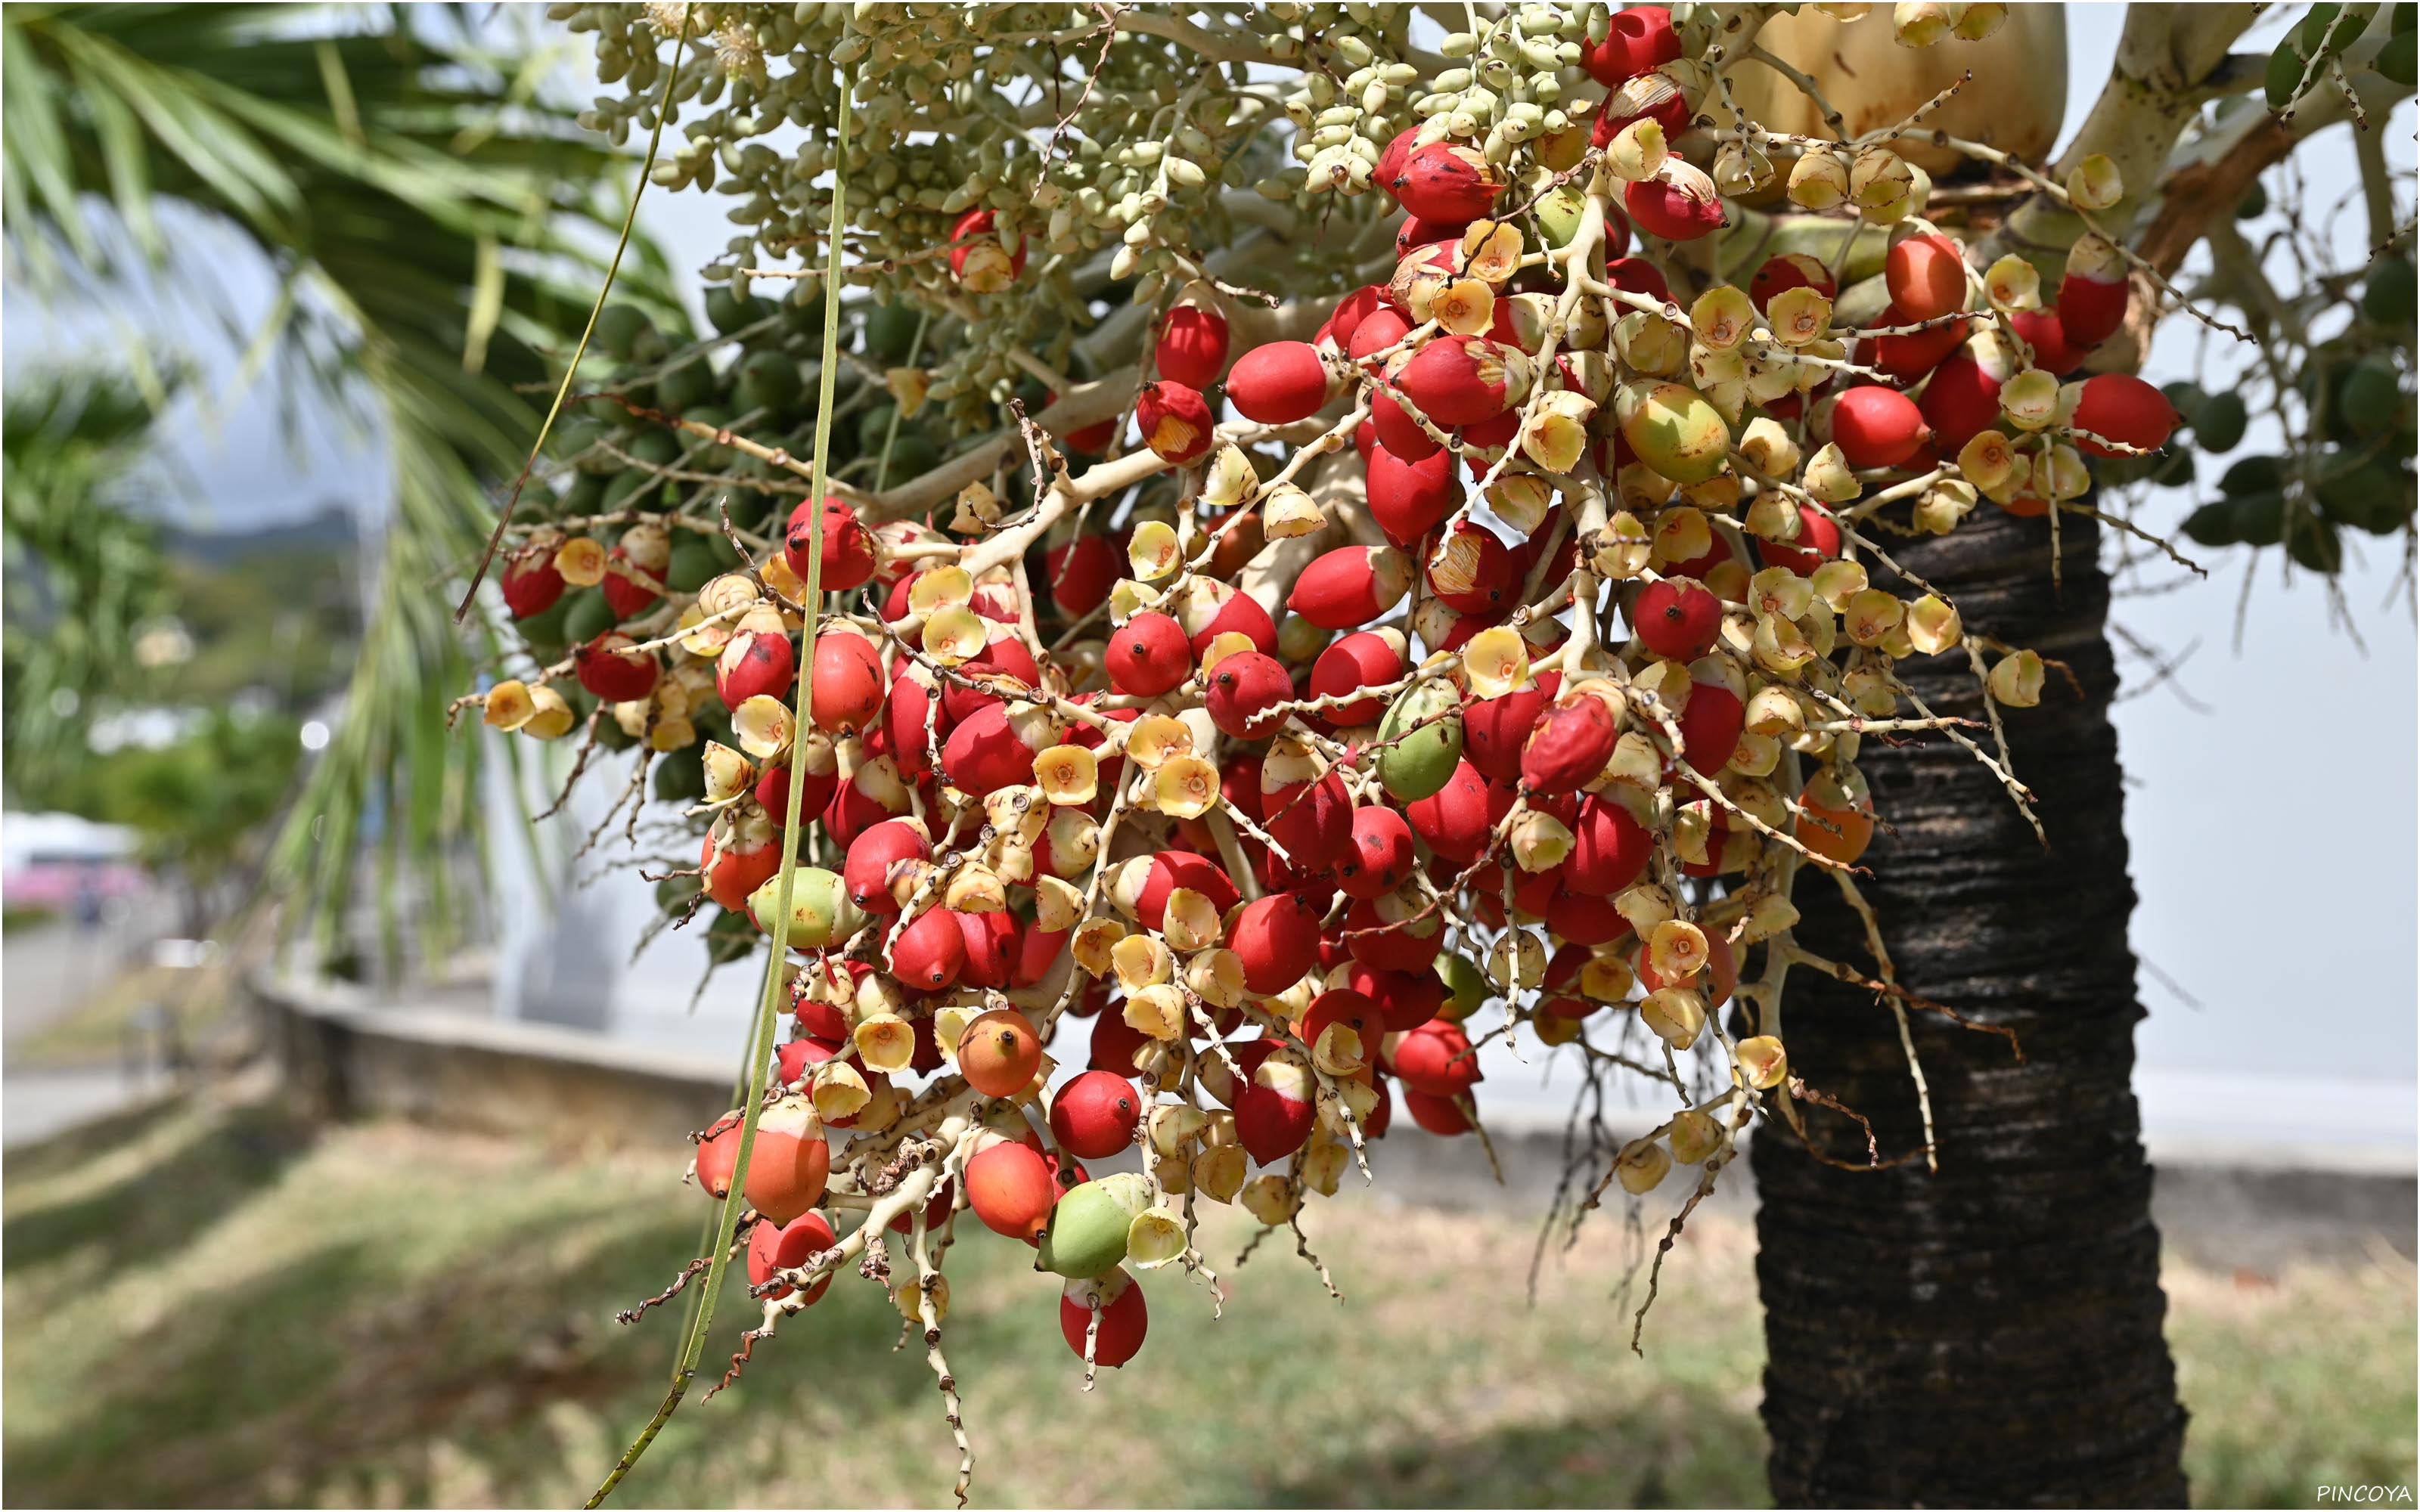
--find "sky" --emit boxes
[4,5,2412,1155]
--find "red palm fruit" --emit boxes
[822,770,908,850]
[1407,759,1493,864]
[1089,1005,1150,1076]
[1565,795,1652,896]
[743,1096,832,1225]
[942,701,1046,795]
[1509,865,1560,920]
[696,1111,745,1197]
[1367,443,1458,547]
[1342,899,1444,973]
[1393,140,1505,222]
[501,547,565,618]
[1457,411,1524,483]
[1756,504,1843,575]
[957,911,1019,990]
[1796,794,1876,866]
[1235,1073,1317,1166]
[1302,988,1385,1064]
[1011,923,1069,990]
[1227,341,1337,425]
[601,545,659,619]
[1886,232,1968,323]
[809,632,886,734]
[1106,612,1192,696]
[1678,671,1746,775]
[1062,1270,1150,1368]
[1186,590,1278,657]
[948,208,1025,290]
[883,671,944,779]
[1370,383,1443,461]
[1429,522,1518,617]
[1660,532,1733,580]
[1373,127,1423,205]
[2071,373,2179,458]
[2009,308,2086,374]
[1520,690,1618,795]
[1345,962,1446,1033]
[1396,336,1527,427]
[1044,535,1119,618]
[1309,631,1405,727]
[1204,650,1295,739]
[1463,671,1559,783]
[1829,386,1932,469]
[1066,417,1118,453]
[1547,886,1629,945]
[1050,1070,1143,1159]
[700,819,780,912]
[1639,928,1739,1009]
[1920,354,2008,451]
[1624,164,1724,241]
[1390,1019,1482,1097]
[1606,256,1671,304]
[1230,891,1325,995]
[942,635,1038,726]
[1337,806,1417,900]
[747,1210,838,1304]
[770,1030,838,1085]
[1264,767,1354,868]
[1156,305,1230,386]
[2057,234,2129,348]
[716,619,796,709]
[958,1007,1042,1097]
[1869,306,1968,380]
[1323,285,1385,349]
[966,1137,1056,1240]
[1597,62,1695,141]
[1403,1088,1472,1136]
[1749,252,1835,311]
[1122,850,1242,932]
[1584,4,1679,84]
[1135,381,1215,463]
[755,754,839,829]
[1354,417,1379,460]
[572,632,659,702]
[784,496,879,593]
[1288,544,1413,630]
[1634,576,1722,659]
[1395,214,1468,259]
[1348,307,1416,374]
[892,906,966,993]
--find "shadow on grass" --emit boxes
[2,1092,315,1285]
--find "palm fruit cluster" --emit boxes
[483,2,2276,1493]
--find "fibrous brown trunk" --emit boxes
[1751,507,2189,1506]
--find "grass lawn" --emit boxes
[3,1086,2412,1508]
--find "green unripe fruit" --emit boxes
[1038,1173,1150,1278]
[515,593,574,663]
[746,866,859,949]
[596,302,661,363]
[855,403,899,454]
[561,586,616,644]
[1534,184,1587,248]
[2195,390,2248,454]
[2283,511,2343,573]
[2316,452,2416,534]
[656,358,716,413]
[781,282,827,336]
[866,300,921,363]
[2146,447,2195,489]
[594,714,638,752]
[739,350,805,417]
[2234,181,2268,220]
[2158,380,2206,427]
[1435,950,1491,1021]
[653,744,707,804]
[706,285,773,334]
[2340,355,2404,436]
[2180,500,2240,547]
[706,905,755,963]
[655,873,702,912]
[1617,381,1732,486]
[883,431,942,484]
[554,415,613,473]
[2363,256,2416,328]
[1376,680,1465,802]
[562,470,609,513]
[666,539,723,593]
[2220,454,2286,497]
[2231,490,2286,547]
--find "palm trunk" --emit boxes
[1750,505,2189,1505]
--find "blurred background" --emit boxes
[2,5,2412,1507]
